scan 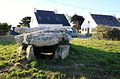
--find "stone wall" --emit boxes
[0,35,15,41]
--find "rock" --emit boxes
[54,45,70,59]
[63,33,73,42]
[14,27,73,47]
[17,46,23,56]
[26,45,35,61]
[15,31,63,47]
[15,28,72,60]
[15,26,64,34]
[15,27,30,34]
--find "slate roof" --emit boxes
[91,14,120,27]
[35,10,70,26]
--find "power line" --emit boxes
[46,0,120,13]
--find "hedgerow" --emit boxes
[92,25,120,40]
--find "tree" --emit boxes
[64,14,72,22]
[0,22,11,35]
[70,14,84,33]
[118,18,120,21]
[17,16,31,28]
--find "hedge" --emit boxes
[92,25,120,40]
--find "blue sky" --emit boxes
[0,0,120,26]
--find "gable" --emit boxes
[91,14,120,27]
[35,10,70,26]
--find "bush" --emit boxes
[110,28,120,40]
[92,25,120,40]
[0,22,11,35]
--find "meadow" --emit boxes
[0,38,120,79]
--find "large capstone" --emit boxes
[15,26,64,34]
[15,30,63,47]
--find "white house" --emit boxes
[81,13,120,34]
[30,9,71,30]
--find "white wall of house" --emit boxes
[81,13,97,34]
[81,23,92,34]
[30,11,39,28]
[88,14,98,28]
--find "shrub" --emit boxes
[0,22,11,35]
[110,28,120,40]
[92,25,120,40]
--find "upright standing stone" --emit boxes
[17,46,23,56]
[54,45,70,59]
[26,45,35,61]
[61,45,70,59]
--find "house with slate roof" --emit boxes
[81,13,120,34]
[30,9,71,30]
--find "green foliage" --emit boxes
[110,27,120,40]
[71,14,84,33]
[93,25,120,40]
[17,16,31,28]
[118,18,120,21]
[0,22,11,35]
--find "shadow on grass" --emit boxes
[29,44,120,79]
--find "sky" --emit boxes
[0,0,120,26]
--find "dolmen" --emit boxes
[15,27,72,61]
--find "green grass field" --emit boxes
[0,38,120,79]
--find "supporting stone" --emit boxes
[26,45,35,61]
[17,46,23,56]
[54,45,70,59]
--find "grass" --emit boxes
[0,38,120,79]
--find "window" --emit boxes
[82,28,84,31]
[88,21,90,23]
